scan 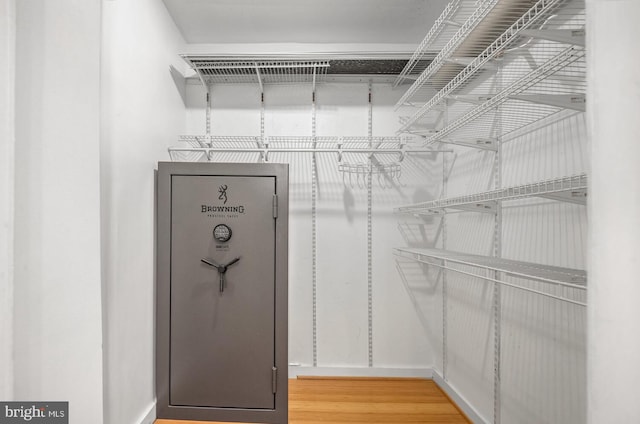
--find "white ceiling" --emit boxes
[162,0,450,45]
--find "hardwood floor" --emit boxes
[155,377,470,424]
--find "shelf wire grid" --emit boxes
[179,135,261,148]
[393,0,478,88]
[426,44,585,148]
[395,173,587,214]
[175,135,408,151]
[399,0,583,133]
[182,58,330,86]
[393,247,587,305]
[396,0,507,107]
[170,135,437,164]
[395,0,563,108]
[171,135,261,161]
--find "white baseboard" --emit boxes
[136,401,156,424]
[432,371,488,424]
[288,366,433,379]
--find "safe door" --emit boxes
[156,162,288,423]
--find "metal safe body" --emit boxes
[156,162,288,423]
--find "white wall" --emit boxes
[13,0,104,422]
[0,0,16,401]
[100,0,186,423]
[184,81,435,372]
[587,1,640,422]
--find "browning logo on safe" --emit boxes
[218,184,228,204]
[202,184,246,216]
[201,205,245,214]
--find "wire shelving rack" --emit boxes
[169,135,447,163]
[395,0,556,108]
[393,247,586,306]
[393,0,588,421]
[393,0,484,90]
[398,0,585,134]
[181,58,330,91]
[395,173,586,216]
[425,45,585,148]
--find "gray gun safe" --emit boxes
[156,162,288,423]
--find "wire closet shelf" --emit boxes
[393,247,586,306]
[395,173,587,215]
[393,0,480,89]
[181,57,331,88]
[397,0,585,140]
[394,173,588,306]
[168,136,449,164]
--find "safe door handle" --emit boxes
[201,258,221,269]
[201,257,241,293]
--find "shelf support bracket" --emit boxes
[444,57,498,70]
[254,63,264,94]
[312,64,317,93]
[446,95,493,105]
[538,190,587,205]
[509,94,586,112]
[449,201,498,213]
[438,137,498,151]
[519,28,586,47]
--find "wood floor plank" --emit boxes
[155,377,470,424]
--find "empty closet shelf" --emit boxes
[395,173,587,215]
[394,0,480,89]
[399,0,584,133]
[393,247,586,287]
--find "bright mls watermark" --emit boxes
[0,402,68,423]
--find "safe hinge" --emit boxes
[272,366,278,394]
[272,194,278,219]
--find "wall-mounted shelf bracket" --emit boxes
[439,137,499,151]
[519,28,586,47]
[451,201,498,213]
[538,188,587,204]
[446,95,493,105]
[444,57,499,70]
[508,94,586,112]
[254,63,264,94]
